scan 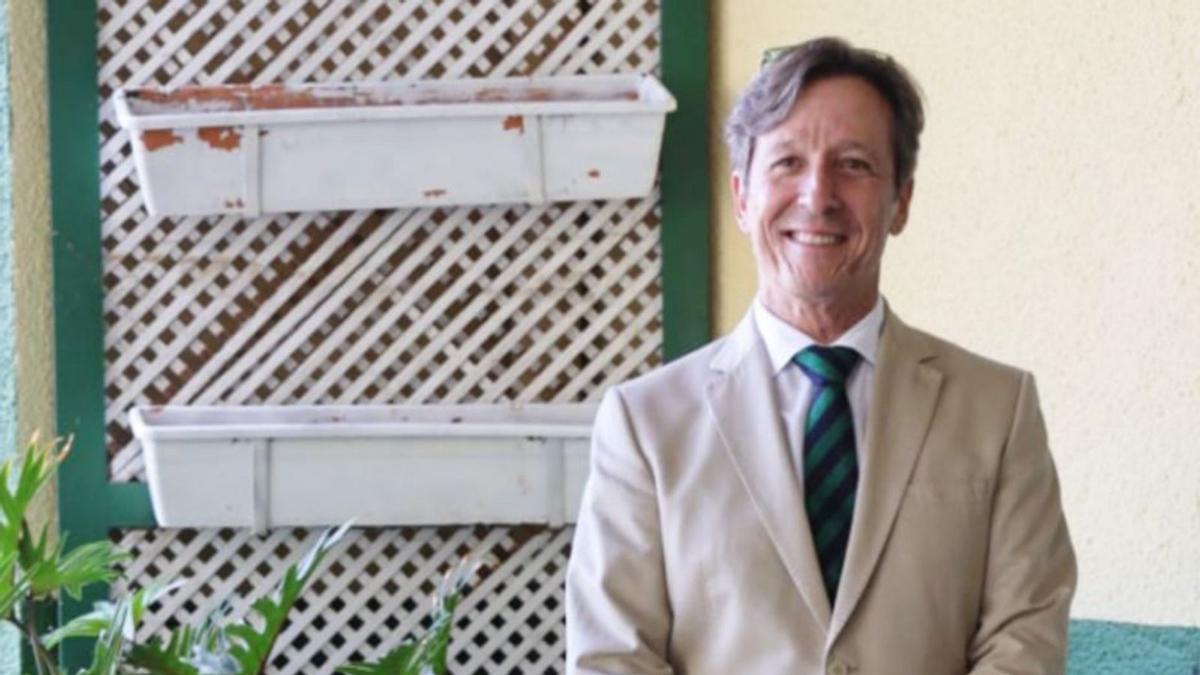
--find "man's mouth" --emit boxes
[785,231,846,246]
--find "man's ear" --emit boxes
[889,178,915,235]
[731,171,751,234]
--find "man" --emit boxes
[566,37,1076,674]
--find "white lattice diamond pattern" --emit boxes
[100,0,663,672]
[100,0,663,480]
[112,526,574,674]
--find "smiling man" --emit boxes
[566,37,1077,674]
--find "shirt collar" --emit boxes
[753,295,886,375]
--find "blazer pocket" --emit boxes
[903,478,990,502]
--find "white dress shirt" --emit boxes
[752,296,885,473]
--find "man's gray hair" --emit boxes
[724,36,925,189]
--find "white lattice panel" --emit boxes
[112,525,574,674]
[99,0,664,481]
[99,1,663,671]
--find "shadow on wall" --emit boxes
[1069,620,1200,674]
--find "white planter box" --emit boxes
[113,75,676,217]
[129,403,596,531]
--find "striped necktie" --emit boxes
[793,345,861,606]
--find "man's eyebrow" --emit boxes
[833,140,877,154]
[760,138,880,158]
[759,135,803,153]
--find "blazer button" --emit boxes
[828,662,849,675]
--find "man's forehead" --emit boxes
[758,132,877,154]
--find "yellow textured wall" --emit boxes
[8,0,57,528]
[712,2,1200,625]
[9,0,53,442]
[6,0,1196,628]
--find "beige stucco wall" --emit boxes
[6,0,1196,631]
[712,1,1200,625]
[8,0,56,525]
[9,0,53,442]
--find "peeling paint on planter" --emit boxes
[502,114,524,132]
[141,129,182,151]
[114,74,676,216]
[197,126,241,151]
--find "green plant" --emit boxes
[1,435,476,674]
[104,522,351,675]
[1,434,128,675]
[337,558,478,675]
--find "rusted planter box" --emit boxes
[113,75,676,216]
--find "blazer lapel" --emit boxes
[828,308,944,645]
[705,312,833,631]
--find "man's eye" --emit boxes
[838,157,873,173]
[771,156,800,170]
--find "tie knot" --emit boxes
[793,345,860,386]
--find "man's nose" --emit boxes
[797,163,840,215]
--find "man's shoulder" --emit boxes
[592,335,733,449]
[903,320,1029,389]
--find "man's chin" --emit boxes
[765,280,874,308]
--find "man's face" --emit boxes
[731,75,914,313]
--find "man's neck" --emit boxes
[759,289,878,344]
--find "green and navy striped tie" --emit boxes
[793,345,861,606]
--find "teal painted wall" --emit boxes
[0,2,22,672]
[1070,620,1200,674]
[0,0,13,453]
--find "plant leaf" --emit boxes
[18,519,51,572]
[177,601,242,674]
[410,557,477,675]
[26,539,128,600]
[0,547,28,620]
[337,557,477,675]
[0,436,69,558]
[42,604,114,649]
[125,633,201,675]
[45,581,182,649]
[403,592,459,675]
[225,523,351,674]
[76,578,186,675]
[77,596,131,675]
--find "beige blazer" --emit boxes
[566,307,1076,675]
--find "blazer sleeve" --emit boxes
[967,372,1077,674]
[566,386,675,675]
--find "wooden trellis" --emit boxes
[99,0,664,482]
[94,0,665,672]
